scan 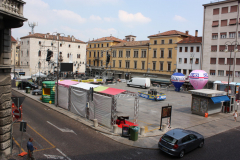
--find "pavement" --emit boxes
[11,84,240,150]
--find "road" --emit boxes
[10,89,240,160]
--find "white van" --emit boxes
[127,78,151,89]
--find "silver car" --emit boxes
[32,88,42,95]
[158,128,204,158]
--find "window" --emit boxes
[221,20,227,26]
[167,62,171,71]
[222,7,228,14]
[168,49,172,58]
[212,33,218,39]
[211,45,217,52]
[195,58,199,64]
[38,50,41,57]
[229,32,236,38]
[94,44,96,48]
[113,50,116,57]
[154,40,157,45]
[94,52,96,57]
[179,47,182,52]
[51,43,53,46]
[213,8,219,15]
[27,41,29,45]
[238,31,240,38]
[153,50,157,58]
[228,45,234,51]
[27,50,29,56]
[219,45,225,52]
[134,61,137,69]
[125,61,130,68]
[119,60,122,68]
[134,50,138,58]
[220,32,227,39]
[196,47,200,52]
[113,60,115,68]
[179,58,182,63]
[227,58,234,65]
[119,51,123,57]
[60,43,62,47]
[142,61,145,69]
[235,71,240,77]
[190,58,193,64]
[77,54,81,58]
[161,40,164,44]
[169,39,172,44]
[226,71,233,77]
[229,19,237,25]
[97,44,99,48]
[160,49,164,58]
[126,50,130,58]
[21,51,23,56]
[160,62,163,71]
[69,44,71,48]
[152,62,156,70]
[107,43,109,47]
[230,5,237,12]
[21,41,23,45]
[210,58,217,64]
[183,69,187,75]
[184,58,187,63]
[236,58,240,65]
[78,45,80,49]
[27,62,28,65]
[178,69,181,73]
[97,51,99,58]
[185,47,188,52]
[218,70,224,76]
[212,20,219,27]
[101,44,103,47]
[190,47,194,52]
[101,51,103,57]
[67,53,69,58]
[141,50,146,58]
[89,60,91,66]
[100,60,102,66]
[39,41,41,45]
[210,70,216,75]
[89,52,91,57]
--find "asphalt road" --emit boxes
[10,90,240,160]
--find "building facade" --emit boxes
[0,0,27,156]
[177,32,202,76]
[202,0,240,82]
[20,33,86,76]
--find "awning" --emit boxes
[94,86,109,92]
[212,21,219,27]
[211,96,230,104]
[229,19,237,25]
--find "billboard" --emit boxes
[60,63,73,72]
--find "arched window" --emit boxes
[67,53,69,58]
[107,43,109,47]
[69,44,71,48]
[39,41,41,45]
[38,50,41,57]
[60,43,62,47]
[78,45,80,49]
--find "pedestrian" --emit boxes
[27,137,37,160]
[233,110,238,122]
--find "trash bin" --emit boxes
[25,87,30,94]
[122,124,130,137]
[130,126,139,141]
[128,126,135,140]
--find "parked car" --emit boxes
[32,88,42,95]
[18,81,38,90]
[127,78,151,89]
[158,128,204,158]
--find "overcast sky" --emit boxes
[12,0,215,42]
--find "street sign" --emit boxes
[13,109,21,119]
[20,121,27,132]
[11,97,25,109]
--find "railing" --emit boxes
[0,0,24,17]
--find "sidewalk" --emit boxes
[12,88,240,149]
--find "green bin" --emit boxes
[25,87,31,94]
[129,126,139,141]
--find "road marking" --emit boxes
[56,148,71,160]
[44,154,64,159]
[47,121,77,135]
[13,137,25,152]
[144,126,148,132]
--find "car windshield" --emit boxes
[162,135,178,144]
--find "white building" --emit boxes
[177,31,202,76]
[202,0,240,82]
[20,33,86,76]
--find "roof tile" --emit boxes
[177,37,202,44]
[89,36,126,43]
[112,40,149,47]
[148,30,190,37]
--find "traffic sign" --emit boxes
[13,109,21,119]
[11,97,25,109]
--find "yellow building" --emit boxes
[86,36,125,77]
[147,30,190,80]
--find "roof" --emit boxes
[11,36,17,42]
[20,33,86,43]
[112,40,149,47]
[88,36,126,43]
[148,30,190,38]
[97,87,126,95]
[71,82,99,90]
[125,35,136,37]
[177,37,202,44]
[165,129,189,139]
[203,0,237,7]
[56,80,79,88]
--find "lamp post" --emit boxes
[190,53,195,71]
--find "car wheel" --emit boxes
[35,92,38,95]
[179,150,185,158]
[127,84,130,87]
[199,141,204,148]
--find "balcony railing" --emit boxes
[0,0,25,17]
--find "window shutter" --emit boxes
[219,45,225,51]
[210,58,216,64]
[227,58,234,64]
[236,58,240,65]
[230,5,237,12]
[212,21,219,27]
[211,45,217,51]
[222,7,228,14]
[221,20,227,26]
[213,8,219,15]
[229,19,237,25]
[219,58,225,64]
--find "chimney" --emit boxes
[195,30,198,37]
[68,35,70,38]
[110,34,112,37]
[29,32,31,35]
[185,30,189,35]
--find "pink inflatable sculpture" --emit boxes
[189,70,208,90]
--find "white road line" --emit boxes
[47,121,77,135]
[43,154,64,159]
[56,148,71,160]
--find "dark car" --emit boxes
[18,81,38,90]
[158,128,204,158]
[32,88,42,95]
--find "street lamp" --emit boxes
[190,53,195,71]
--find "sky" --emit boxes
[12,0,216,42]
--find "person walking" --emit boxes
[27,137,37,160]
[233,110,238,122]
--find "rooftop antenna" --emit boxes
[28,21,38,34]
